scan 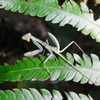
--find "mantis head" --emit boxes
[22,33,32,42]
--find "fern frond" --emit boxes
[0,0,100,42]
[0,88,92,100]
[0,52,100,86]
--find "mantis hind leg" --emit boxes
[60,41,85,54]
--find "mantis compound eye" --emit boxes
[22,33,31,42]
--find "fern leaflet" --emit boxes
[0,88,92,100]
[0,53,100,86]
[0,0,100,42]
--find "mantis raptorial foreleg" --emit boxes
[24,49,42,57]
[24,38,43,57]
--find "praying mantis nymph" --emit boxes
[22,32,91,82]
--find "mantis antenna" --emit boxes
[22,32,92,83]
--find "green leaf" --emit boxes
[30,88,44,100]
[0,0,100,42]
[40,89,52,100]
[52,90,63,100]
[1,52,100,85]
[0,88,92,100]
